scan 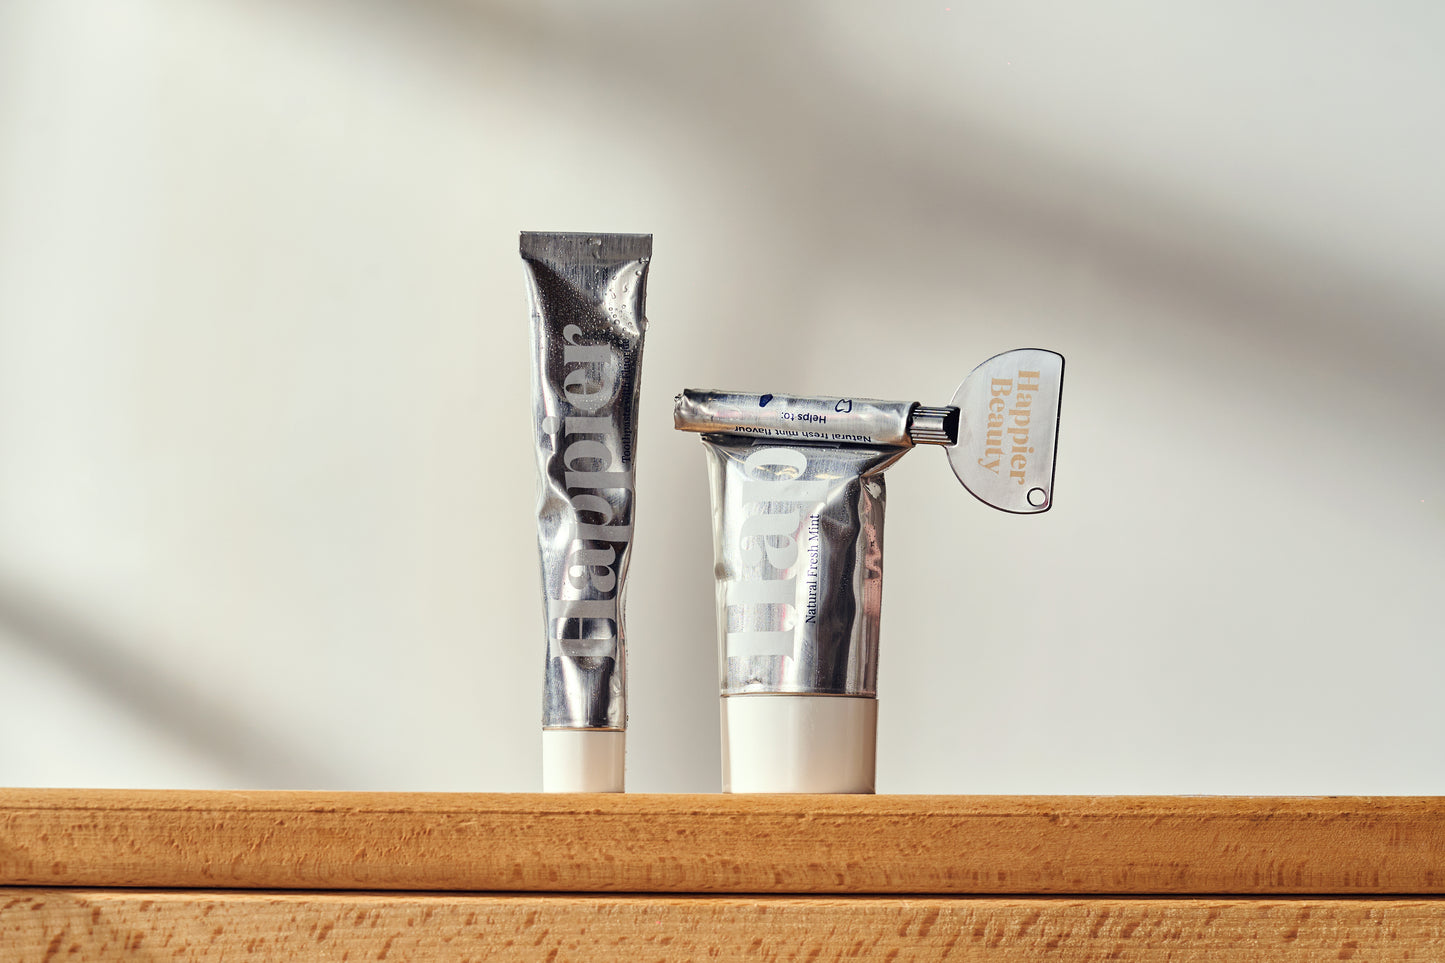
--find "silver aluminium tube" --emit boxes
[674,349,1064,793]
[675,389,957,792]
[522,232,651,792]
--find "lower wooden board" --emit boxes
[4,889,1444,962]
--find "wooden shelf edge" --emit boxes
[2,790,1441,895]
[4,888,1445,962]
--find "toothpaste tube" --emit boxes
[522,231,651,792]
[675,349,1064,792]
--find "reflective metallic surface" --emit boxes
[946,349,1065,514]
[906,405,959,446]
[682,416,908,697]
[679,355,1063,703]
[522,232,651,730]
[676,390,920,448]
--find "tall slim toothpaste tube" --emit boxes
[522,232,651,792]
[675,350,1065,793]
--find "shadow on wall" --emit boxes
[395,0,1442,402]
[0,579,343,787]
[0,0,1440,786]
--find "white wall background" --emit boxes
[1,0,1441,793]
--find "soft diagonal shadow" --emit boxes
[403,0,1444,407]
[0,580,342,788]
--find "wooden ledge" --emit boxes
[5,889,1445,962]
[2,791,1440,894]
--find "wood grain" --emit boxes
[2,791,1441,894]
[4,889,1443,962]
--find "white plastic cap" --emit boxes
[541,729,625,792]
[721,695,877,793]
